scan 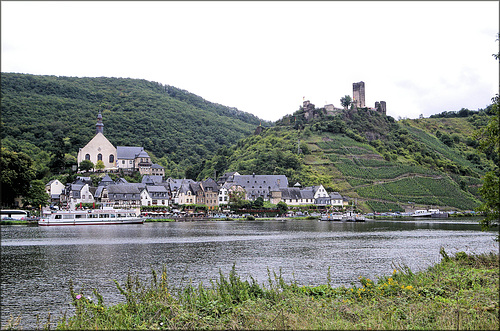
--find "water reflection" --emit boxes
[1,219,497,329]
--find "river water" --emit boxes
[1,218,498,328]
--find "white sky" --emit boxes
[2,1,498,121]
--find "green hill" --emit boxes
[1,73,495,212]
[1,73,270,177]
[198,105,496,212]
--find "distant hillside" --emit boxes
[198,105,496,212]
[0,73,270,176]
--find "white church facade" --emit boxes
[77,112,164,176]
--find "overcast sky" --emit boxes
[2,1,498,121]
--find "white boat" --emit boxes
[38,207,144,226]
[411,209,444,217]
[321,211,365,222]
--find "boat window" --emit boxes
[128,213,136,217]
[110,214,116,218]
[102,214,109,218]
[75,214,86,219]
[55,215,62,219]
[63,214,74,219]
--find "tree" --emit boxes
[95,160,105,171]
[252,196,264,209]
[475,37,499,237]
[340,95,352,109]
[277,201,288,216]
[475,103,499,235]
[0,148,36,207]
[22,180,50,209]
[79,160,94,172]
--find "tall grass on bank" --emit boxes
[6,250,497,330]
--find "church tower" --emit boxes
[96,111,104,134]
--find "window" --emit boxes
[122,160,125,164]
[109,155,114,163]
[85,154,90,160]
[98,153,102,161]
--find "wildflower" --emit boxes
[76,294,82,300]
[405,285,414,291]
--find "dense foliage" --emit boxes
[49,251,498,330]
[1,73,269,181]
[199,103,494,212]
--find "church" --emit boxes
[77,112,165,176]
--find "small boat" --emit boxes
[342,210,366,222]
[38,207,143,226]
[320,213,343,221]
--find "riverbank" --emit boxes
[27,250,496,330]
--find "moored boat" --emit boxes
[38,207,143,226]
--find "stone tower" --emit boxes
[352,81,366,108]
[96,111,104,134]
[375,101,387,114]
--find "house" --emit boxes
[309,185,330,206]
[146,185,169,206]
[151,164,165,177]
[278,187,316,206]
[201,178,219,210]
[142,175,164,186]
[177,182,196,205]
[329,192,343,208]
[94,175,115,203]
[224,173,289,201]
[106,183,142,208]
[63,182,94,209]
[45,179,65,205]
[218,182,246,205]
[116,146,147,174]
[280,187,303,206]
[166,178,195,204]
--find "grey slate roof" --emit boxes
[137,150,149,158]
[106,184,143,194]
[151,163,164,169]
[117,146,147,159]
[227,174,288,200]
[202,178,218,191]
[142,175,163,185]
[280,188,302,200]
[299,189,315,200]
[228,174,288,190]
[329,192,342,200]
[99,174,114,186]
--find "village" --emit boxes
[44,110,350,215]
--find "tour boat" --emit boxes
[411,209,447,217]
[38,207,143,226]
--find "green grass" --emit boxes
[30,250,498,330]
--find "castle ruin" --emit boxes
[352,81,366,108]
[299,81,387,123]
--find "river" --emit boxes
[1,217,498,329]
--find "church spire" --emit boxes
[96,111,104,134]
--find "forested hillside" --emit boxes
[1,73,269,178]
[1,73,496,213]
[197,105,496,212]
